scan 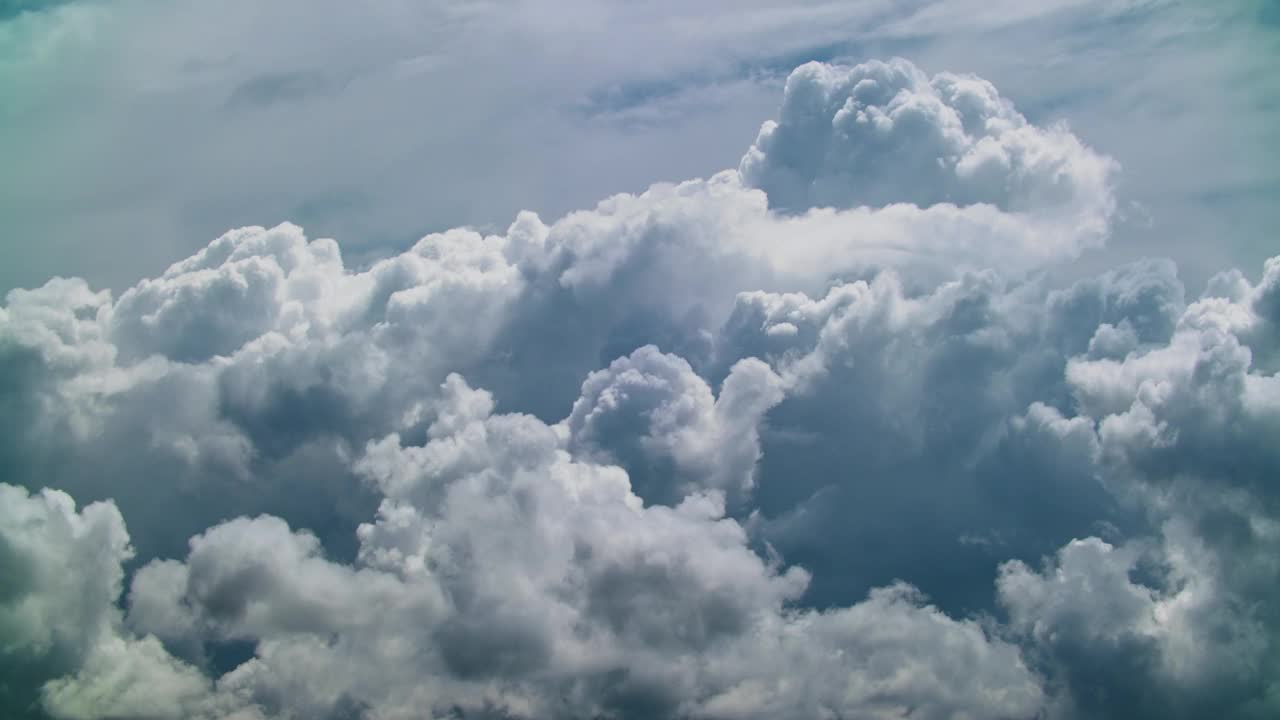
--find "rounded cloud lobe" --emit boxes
[1,58,1277,719]
[565,346,784,506]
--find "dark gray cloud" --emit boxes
[728,266,1153,612]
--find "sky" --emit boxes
[2,0,1277,293]
[2,2,1280,719]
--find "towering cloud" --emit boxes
[740,58,1115,223]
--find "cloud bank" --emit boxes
[2,58,1277,720]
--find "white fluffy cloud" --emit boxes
[2,56,1279,720]
[740,58,1115,222]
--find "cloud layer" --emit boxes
[2,57,1278,719]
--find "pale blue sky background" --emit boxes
[1,0,1276,293]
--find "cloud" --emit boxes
[998,530,1272,719]
[0,485,210,720]
[992,256,1280,719]
[720,265,1149,610]
[2,54,1280,719]
[0,57,1116,566]
[740,57,1116,226]
[33,371,1037,719]
[565,346,784,506]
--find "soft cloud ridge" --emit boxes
[2,57,1277,720]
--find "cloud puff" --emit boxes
[740,58,1116,226]
[0,485,210,720]
[565,346,784,506]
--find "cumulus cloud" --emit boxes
[0,59,1118,559]
[9,375,1041,719]
[990,258,1280,719]
[2,56,1279,720]
[719,266,1145,609]
[0,485,211,720]
[565,346,784,506]
[740,58,1115,221]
